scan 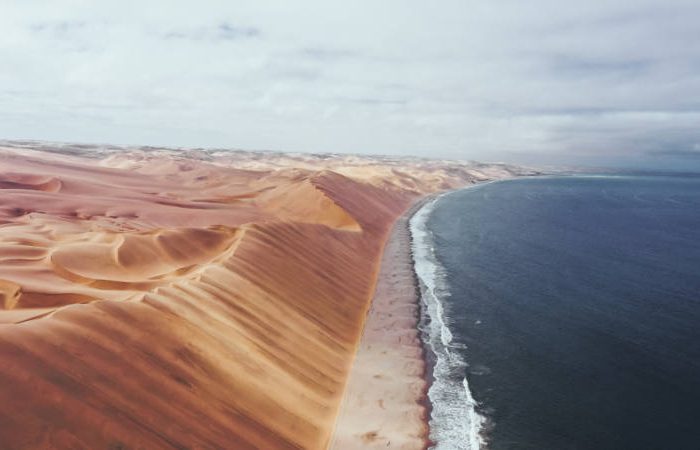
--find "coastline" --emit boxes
[330,197,433,449]
[412,183,498,450]
[331,179,516,450]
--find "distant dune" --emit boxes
[0,141,534,449]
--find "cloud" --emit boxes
[29,20,86,35]
[648,142,700,159]
[1,0,700,170]
[651,149,700,159]
[299,47,358,61]
[163,22,260,41]
[547,55,652,79]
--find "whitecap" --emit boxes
[410,193,487,450]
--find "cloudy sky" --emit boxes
[2,0,700,169]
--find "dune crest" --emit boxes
[257,176,362,232]
[0,280,21,309]
[0,172,62,193]
[50,227,239,284]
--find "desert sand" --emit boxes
[0,140,532,449]
[330,200,430,449]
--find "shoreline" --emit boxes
[410,197,439,450]
[330,197,433,449]
[331,179,510,450]
[412,183,494,450]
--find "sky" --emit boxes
[2,0,700,169]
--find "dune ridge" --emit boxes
[0,142,534,449]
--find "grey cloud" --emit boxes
[514,106,700,118]
[651,149,700,159]
[648,142,700,159]
[217,23,260,39]
[548,55,652,78]
[164,22,260,42]
[29,20,86,36]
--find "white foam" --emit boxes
[410,193,487,450]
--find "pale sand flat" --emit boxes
[330,205,429,450]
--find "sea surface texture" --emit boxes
[413,175,700,450]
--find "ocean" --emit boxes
[411,175,700,450]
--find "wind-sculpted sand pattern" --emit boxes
[0,142,531,449]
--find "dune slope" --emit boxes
[0,147,414,449]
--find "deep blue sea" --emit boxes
[411,175,700,450]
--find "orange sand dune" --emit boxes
[0,142,533,449]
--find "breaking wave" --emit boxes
[410,194,486,450]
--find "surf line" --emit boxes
[410,188,487,450]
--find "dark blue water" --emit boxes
[425,175,700,450]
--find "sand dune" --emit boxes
[0,141,534,449]
[0,172,62,193]
[257,175,362,231]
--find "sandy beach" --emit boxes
[330,200,430,449]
